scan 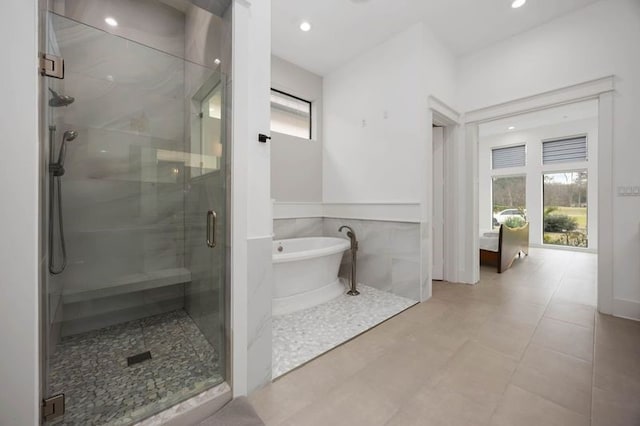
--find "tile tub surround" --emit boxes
[324,218,421,301]
[49,310,223,426]
[272,284,416,378]
[273,218,324,240]
[273,218,422,301]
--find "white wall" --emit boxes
[271,56,323,202]
[322,22,457,296]
[458,0,640,318]
[479,118,598,248]
[324,23,422,203]
[232,0,273,395]
[0,0,40,424]
[245,3,272,239]
[323,22,456,203]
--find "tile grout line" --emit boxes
[486,259,578,424]
[382,305,476,426]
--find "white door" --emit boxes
[432,126,444,280]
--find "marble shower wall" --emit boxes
[273,217,422,301]
[48,2,230,335]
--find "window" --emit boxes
[543,171,588,247]
[492,176,526,229]
[542,136,587,164]
[492,144,526,169]
[270,89,312,139]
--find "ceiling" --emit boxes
[479,100,599,137]
[272,0,601,75]
[159,0,231,17]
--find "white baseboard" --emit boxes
[612,298,640,322]
[528,243,597,254]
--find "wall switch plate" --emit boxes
[617,186,640,196]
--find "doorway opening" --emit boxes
[477,99,599,306]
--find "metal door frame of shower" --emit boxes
[36,0,235,423]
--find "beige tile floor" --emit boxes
[250,248,640,426]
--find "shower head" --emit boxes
[48,88,75,107]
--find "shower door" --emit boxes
[41,4,229,424]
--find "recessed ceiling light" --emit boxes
[299,21,311,32]
[105,17,118,27]
[508,126,516,130]
[511,0,526,8]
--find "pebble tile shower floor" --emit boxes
[48,310,222,425]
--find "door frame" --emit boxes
[431,125,445,281]
[424,96,461,294]
[462,76,614,313]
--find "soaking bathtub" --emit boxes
[272,237,350,316]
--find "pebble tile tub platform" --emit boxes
[272,284,416,378]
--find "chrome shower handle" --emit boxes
[206,210,217,248]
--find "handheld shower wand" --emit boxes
[49,130,78,177]
[48,128,78,275]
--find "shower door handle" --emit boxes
[206,210,217,248]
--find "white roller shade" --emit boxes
[543,136,587,164]
[492,145,526,169]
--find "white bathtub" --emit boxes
[272,237,350,316]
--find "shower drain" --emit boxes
[126,350,152,366]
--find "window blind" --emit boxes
[542,136,587,164]
[492,145,526,169]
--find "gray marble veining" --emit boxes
[247,237,274,392]
[273,218,324,240]
[323,218,421,301]
[52,0,186,60]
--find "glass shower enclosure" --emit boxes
[40,1,231,424]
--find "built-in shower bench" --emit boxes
[62,267,192,304]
